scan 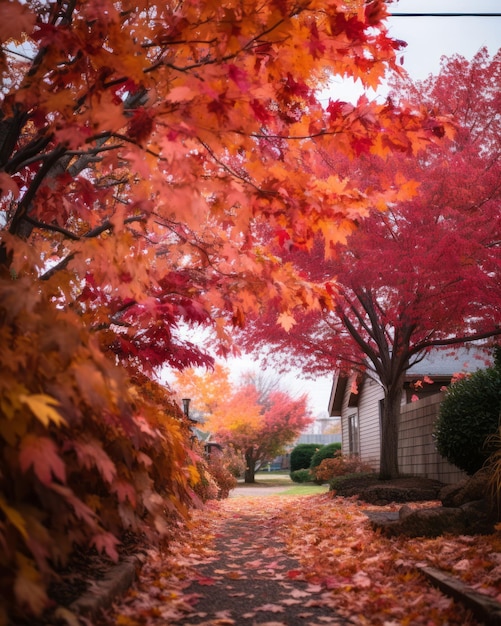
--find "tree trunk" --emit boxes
[379,382,402,479]
[244,450,256,483]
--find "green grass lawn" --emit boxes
[252,471,292,486]
[245,471,329,494]
[278,484,329,496]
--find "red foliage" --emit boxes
[313,454,376,483]
[239,49,501,478]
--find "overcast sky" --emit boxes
[389,0,500,79]
[326,0,501,102]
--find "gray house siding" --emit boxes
[296,434,341,445]
[357,378,383,469]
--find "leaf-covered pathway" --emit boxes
[101,493,500,625]
[174,502,350,625]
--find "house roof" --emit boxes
[406,345,491,377]
[328,374,347,416]
[328,345,492,417]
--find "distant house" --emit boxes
[328,346,491,483]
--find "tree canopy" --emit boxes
[1,0,447,372]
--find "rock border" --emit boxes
[69,555,140,618]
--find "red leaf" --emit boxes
[227,64,250,91]
[91,532,120,562]
[195,575,218,586]
[112,480,137,506]
[19,436,66,486]
[73,439,117,484]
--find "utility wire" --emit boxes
[391,13,501,17]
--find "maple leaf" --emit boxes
[195,575,218,585]
[19,435,66,486]
[227,64,250,91]
[0,172,19,199]
[352,570,372,588]
[14,553,49,616]
[112,479,137,506]
[49,483,97,527]
[0,495,28,540]
[19,394,67,428]
[255,603,285,613]
[277,312,296,332]
[0,2,35,41]
[91,532,120,562]
[73,439,117,485]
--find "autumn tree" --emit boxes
[0,0,451,620]
[238,49,501,479]
[175,367,312,483]
[0,0,448,372]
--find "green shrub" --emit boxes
[290,469,313,483]
[290,443,323,472]
[434,365,501,475]
[310,442,342,469]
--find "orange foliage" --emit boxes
[0,276,199,623]
[0,0,453,621]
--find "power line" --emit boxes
[391,13,501,17]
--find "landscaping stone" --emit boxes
[355,474,497,538]
[334,476,444,504]
[419,566,501,626]
[440,468,491,507]
[69,556,141,618]
[369,500,495,538]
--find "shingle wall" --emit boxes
[398,392,466,484]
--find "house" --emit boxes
[328,346,492,483]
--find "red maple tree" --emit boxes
[238,49,501,479]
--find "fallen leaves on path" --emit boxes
[99,494,501,626]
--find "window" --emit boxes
[348,413,359,455]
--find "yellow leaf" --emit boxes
[52,607,82,626]
[277,312,296,332]
[0,495,28,539]
[14,553,48,615]
[19,394,67,428]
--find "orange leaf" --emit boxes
[19,435,66,486]
[277,312,296,332]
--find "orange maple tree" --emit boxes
[0,0,448,360]
[175,366,312,482]
[0,0,450,622]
